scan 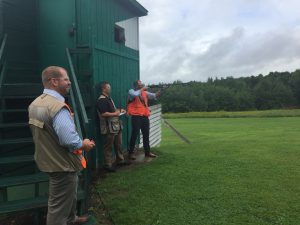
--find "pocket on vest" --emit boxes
[29,118,44,128]
[108,117,122,134]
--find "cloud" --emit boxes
[137,0,300,84]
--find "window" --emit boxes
[115,17,139,50]
[114,25,125,44]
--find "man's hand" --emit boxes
[114,109,121,116]
[82,139,96,151]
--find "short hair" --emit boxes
[100,81,110,91]
[41,66,66,87]
[133,80,140,88]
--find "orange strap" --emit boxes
[64,104,87,169]
[73,150,87,169]
[64,104,74,118]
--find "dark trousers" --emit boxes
[129,116,150,153]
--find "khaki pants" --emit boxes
[103,131,124,167]
[47,172,78,225]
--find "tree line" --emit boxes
[149,70,300,113]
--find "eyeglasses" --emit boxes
[50,78,70,82]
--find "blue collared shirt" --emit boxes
[128,89,156,101]
[43,89,83,151]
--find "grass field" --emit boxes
[93,116,300,225]
[163,109,300,119]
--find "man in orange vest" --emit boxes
[127,80,160,160]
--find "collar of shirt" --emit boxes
[43,89,65,103]
[100,93,116,110]
[101,92,109,98]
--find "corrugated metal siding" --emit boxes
[139,104,162,148]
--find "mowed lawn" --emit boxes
[93,117,300,225]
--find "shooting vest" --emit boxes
[28,94,84,172]
[127,90,150,117]
[97,95,122,135]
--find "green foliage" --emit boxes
[155,70,300,113]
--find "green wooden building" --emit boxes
[0,0,147,223]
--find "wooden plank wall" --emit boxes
[2,0,38,64]
[90,0,141,167]
[0,0,3,40]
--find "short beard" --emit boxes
[58,86,70,96]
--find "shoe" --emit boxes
[104,165,116,172]
[145,152,158,158]
[73,215,90,224]
[128,153,136,160]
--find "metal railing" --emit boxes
[66,48,91,213]
[66,48,89,134]
[0,34,8,96]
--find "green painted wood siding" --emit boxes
[74,0,145,166]
[92,0,141,165]
[0,0,3,40]
[38,0,76,70]
[1,0,146,168]
[2,0,38,65]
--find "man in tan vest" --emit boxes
[96,81,127,172]
[28,66,95,225]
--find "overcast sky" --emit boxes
[137,0,300,84]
